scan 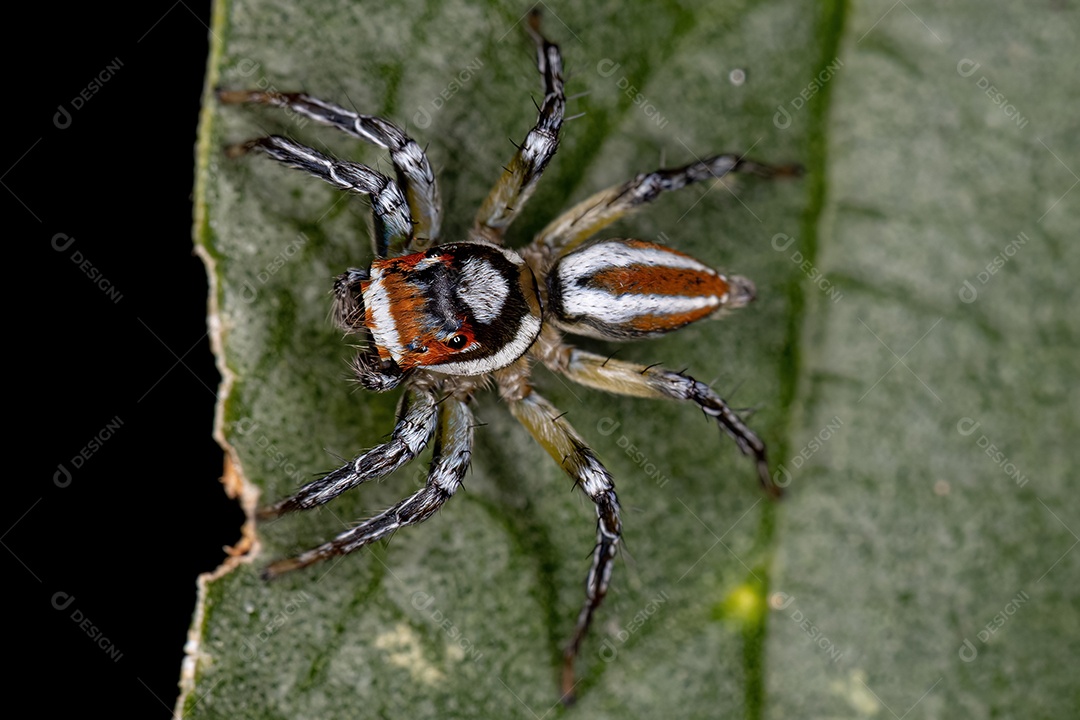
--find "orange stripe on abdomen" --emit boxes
[627,306,718,333]
[548,238,740,339]
[589,264,729,299]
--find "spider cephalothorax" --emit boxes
[352,242,542,386]
[220,10,796,704]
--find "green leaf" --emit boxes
[182,1,1079,717]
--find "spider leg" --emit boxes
[218,89,441,247]
[226,135,414,258]
[331,268,369,334]
[264,397,473,578]
[504,385,621,704]
[527,154,801,272]
[547,346,782,498]
[471,10,565,244]
[259,386,439,518]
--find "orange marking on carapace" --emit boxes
[382,273,429,369]
[418,324,476,366]
[369,252,463,370]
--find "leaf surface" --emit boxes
[181,1,1079,717]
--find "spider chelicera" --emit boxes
[220,11,796,703]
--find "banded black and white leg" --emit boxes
[549,347,781,498]
[225,134,416,257]
[263,397,474,578]
[258,387,439,519]
[217,89,441,247]
[504,385,621,704]
[471,10,566,244]
[526,154,801,272]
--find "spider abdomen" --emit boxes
[546,238,755,340]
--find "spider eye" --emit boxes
[445,334,468,350]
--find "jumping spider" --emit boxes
[220,11,796,704]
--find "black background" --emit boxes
[10,3,241,715]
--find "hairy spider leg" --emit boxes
[526,154,801,273]
[471,10,566,244]
[331,268,369,335]
[217,89,441,249]
[549,348,781,498]
[501,383,621,705]
[259,387,439,518]
[224,135,415,258]
[263,398,473,579]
